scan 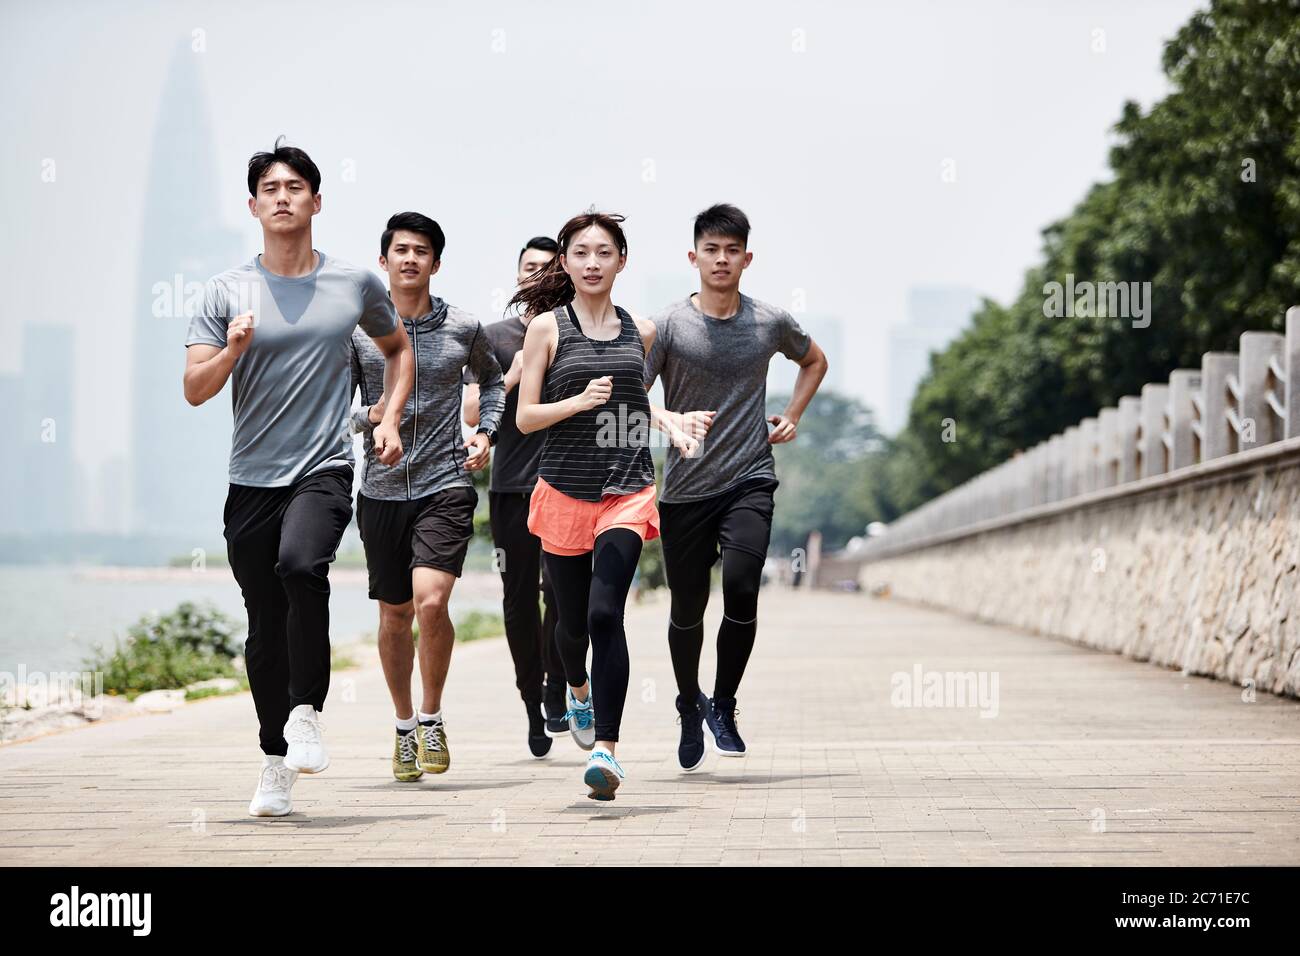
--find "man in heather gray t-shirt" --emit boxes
[643,293,811,503]
[642,205,828,774]
[185,252,399,486]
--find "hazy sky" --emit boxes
[1,0,1204,475]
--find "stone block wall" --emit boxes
[860,449,1300,698]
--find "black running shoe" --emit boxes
[704,696,746,756]
[543,683,569,738]
[675,692,707,772]
[527,701,552,759]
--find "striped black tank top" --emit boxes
[538,303,657,502]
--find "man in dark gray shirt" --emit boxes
[644,204,828,771]
[462,236,570,759]
[349,212,504,782]
[184,140,414,817]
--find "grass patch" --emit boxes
[453,609,506,642]
[412,609,505,645]
[184,678,249,702]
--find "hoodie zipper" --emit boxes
[408,322,418,500]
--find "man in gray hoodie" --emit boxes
[350,212,505,781]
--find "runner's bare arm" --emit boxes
[637,316,713,443]
[463,383,480,427]
[769,338,828,444]
[633,314,655,355]
[516,313,613,433]
[184,312,254,406]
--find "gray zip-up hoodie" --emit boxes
[349,295,505,501]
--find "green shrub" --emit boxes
[454,609,505,642]
[86,601,243,698]
[128,600,242,658]
[637,537,666,591]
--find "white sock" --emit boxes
[418,710,441,724]
[396,712,418,732]
[263,754,285,766]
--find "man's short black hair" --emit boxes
[693,203,750,247]
[381,212,446,260]
[518,235,559,265]
[247,136,321,196]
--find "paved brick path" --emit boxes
[2,587,1298,865]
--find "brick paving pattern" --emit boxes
[2,588,1298,865]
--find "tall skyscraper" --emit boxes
[884,286,980,435]
[131,45,244,536]
[19,324,76,534]
[0,373,22,535]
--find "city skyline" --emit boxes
[1,0,1204,539]
[884,286,983,435]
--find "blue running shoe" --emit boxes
[675,692,707,772]
[583,748,625,801]
[565,685,596,751]
[705,696,746,756]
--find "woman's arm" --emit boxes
[515,313,612,434]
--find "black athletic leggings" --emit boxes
[543,528,643,742]
[668,548,765,702]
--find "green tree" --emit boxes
[766,390,890,552]
[886,0,1300,513]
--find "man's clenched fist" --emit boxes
[227,312,255,359]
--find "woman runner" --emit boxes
[514,211,686,800]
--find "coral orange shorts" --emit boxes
[527,476,660,556]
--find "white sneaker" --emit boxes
[283,704,329,773]
[248,755,298,816]
[583,747,625,801]
[565,685,596,751]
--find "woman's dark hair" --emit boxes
[247,136,322,196]
[694,203,750,247]
[508,212,627,316]
[518,235,559,264]
[381,211,446,260]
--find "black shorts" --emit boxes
[356,486,478,604]
[658,477,778,579]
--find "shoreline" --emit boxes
[0,637,385,747]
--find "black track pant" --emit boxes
[223,466,353,756]
[544,528,643,742]
[489,490,563,708]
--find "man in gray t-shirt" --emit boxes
[187,253,403,485]
[642,204,828,772]
[644,292,812,503]
[183,141,413,818]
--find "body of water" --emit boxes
[0,565,505,674]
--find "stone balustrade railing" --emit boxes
[862,306,1300,560]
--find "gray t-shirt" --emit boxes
[644,293,811,503]
[185,252,399,487]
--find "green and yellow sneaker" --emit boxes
[417,715,450,774]
[393,728,423,782]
